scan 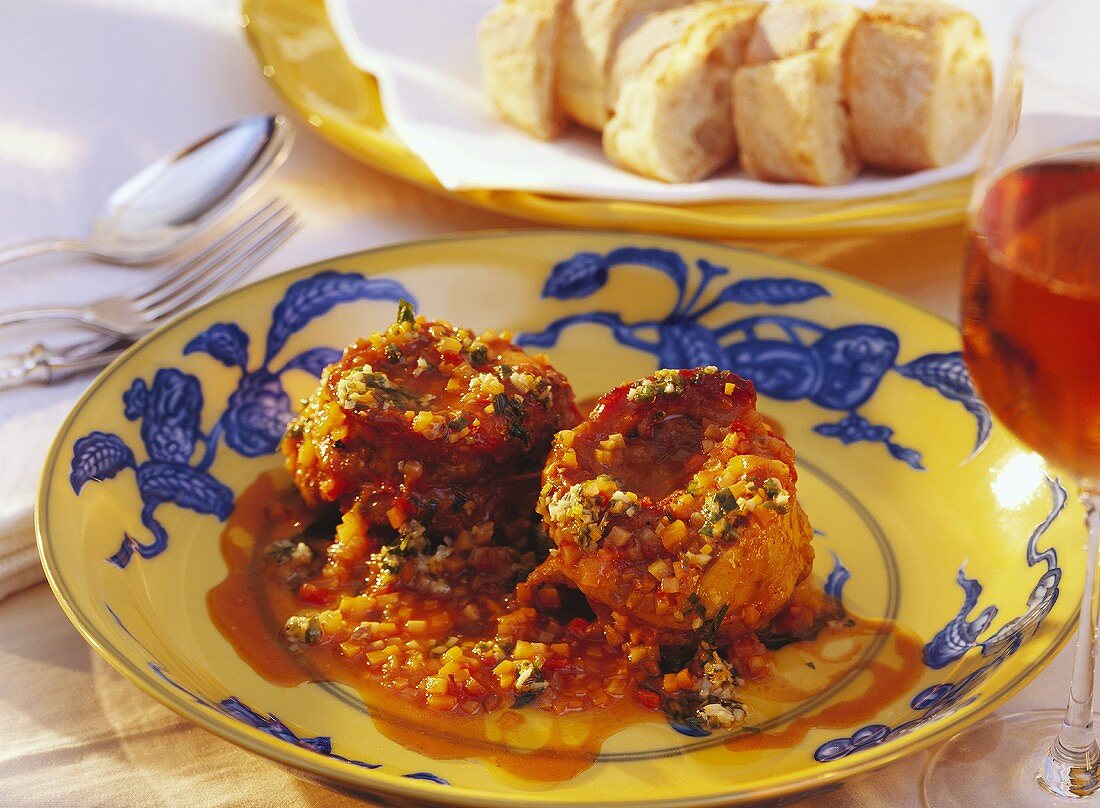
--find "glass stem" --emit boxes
[1042,484,1100,797]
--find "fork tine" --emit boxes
[141,212,300,326]
[125,199,282,305]
[174,216,303,314]
[141,208,297,321]
[132,200,288,311]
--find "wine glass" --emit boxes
[922,0,1100,804]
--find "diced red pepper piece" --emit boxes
[298,582,333,606]
[542,656,569,673]
[567,617,590,634]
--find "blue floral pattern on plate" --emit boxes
[814,476,1065,762]
[517,247,991,469]
[69,270,413,566]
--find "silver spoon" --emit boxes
[0,113,294,268]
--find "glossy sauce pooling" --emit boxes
[209,471,926,781]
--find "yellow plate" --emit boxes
[239,0,973,240]
[39,231,1079,806]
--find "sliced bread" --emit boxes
[558,0,692,131]
[734,0,862,185]
[603,1,762,183]
[478,0,570,140]
[735,50,860,185]
[846,0,993,170]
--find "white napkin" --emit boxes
[326,0,1028,204]
[0,374,92,600]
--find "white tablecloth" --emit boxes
[0,2,1081,806]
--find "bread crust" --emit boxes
[746,0,862,64]
[846,0,992,170]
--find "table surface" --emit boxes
[0,2,1083,806]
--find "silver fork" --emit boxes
[0,337,128,390]
[0,200,301,389]
[0,198,300,340]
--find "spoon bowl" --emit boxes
[93,114,293,263]
[0,113,294,268]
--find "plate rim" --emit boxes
[239,0,973,239]
[36,229,1077,807]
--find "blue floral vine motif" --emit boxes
[517,247,991,469]
[814,477,1065,763]
[69,270,413,567]
[823,551,852,601]
[219,694,382,768]
[921,569,999,669]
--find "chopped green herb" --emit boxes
[285,614,324,645]
[376,520,428,576]
[698,603,729,648]
[627,370,687,402]
[493,392,530,444]
[507,420,529,442]
[512,691,540,708]
[304,616,322,644]
[396,299,416,324]
[760,477,791,513]
[337,364,428,410]
[711,488,737,513]
[686,593,707,621]
[471,640,503,660]
[700,487,739,539]
[469,344,489,366]
[513,658,547,695]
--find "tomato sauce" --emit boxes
[209,470,926,781]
